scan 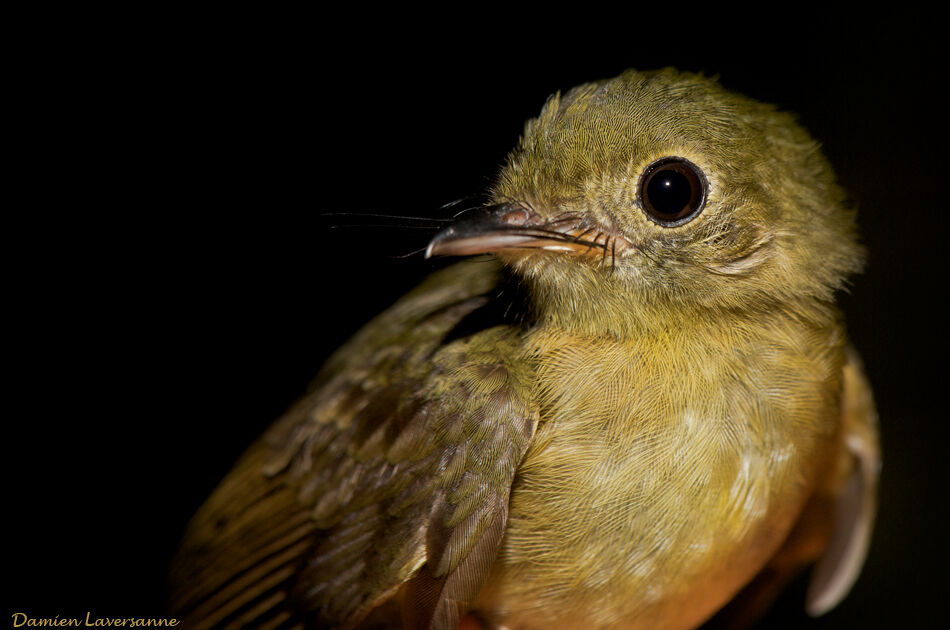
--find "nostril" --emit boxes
[500,208,530,226]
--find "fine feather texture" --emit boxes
[806,349,880,615]
[170,263,538,629]
[170,68,877,630]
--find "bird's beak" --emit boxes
[425,204,602,258]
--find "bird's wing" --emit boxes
[169,261,539,630]
[805,347,880,615]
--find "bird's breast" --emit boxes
[475,322,843,630]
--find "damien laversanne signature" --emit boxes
[10,613,179,627]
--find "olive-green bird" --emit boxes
[169,68,880,630]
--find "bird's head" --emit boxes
[426,69,864,337]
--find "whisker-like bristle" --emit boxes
[390,246,433,259]
[328,224,444,230]
[507,226,603,247]
[545,212,583,227]
[441,196,478,210]
[574,228,596,242]
[322,212,452,223]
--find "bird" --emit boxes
[168,68,880,630]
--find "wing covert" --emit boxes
[805,347,880,616]
[170,261,539,630]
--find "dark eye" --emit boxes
[637,157,707,226]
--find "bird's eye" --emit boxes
[637,157,707,227]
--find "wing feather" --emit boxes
[170,262,539,630]
[806,348,880,615]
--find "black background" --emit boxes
[7,10,945,629]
